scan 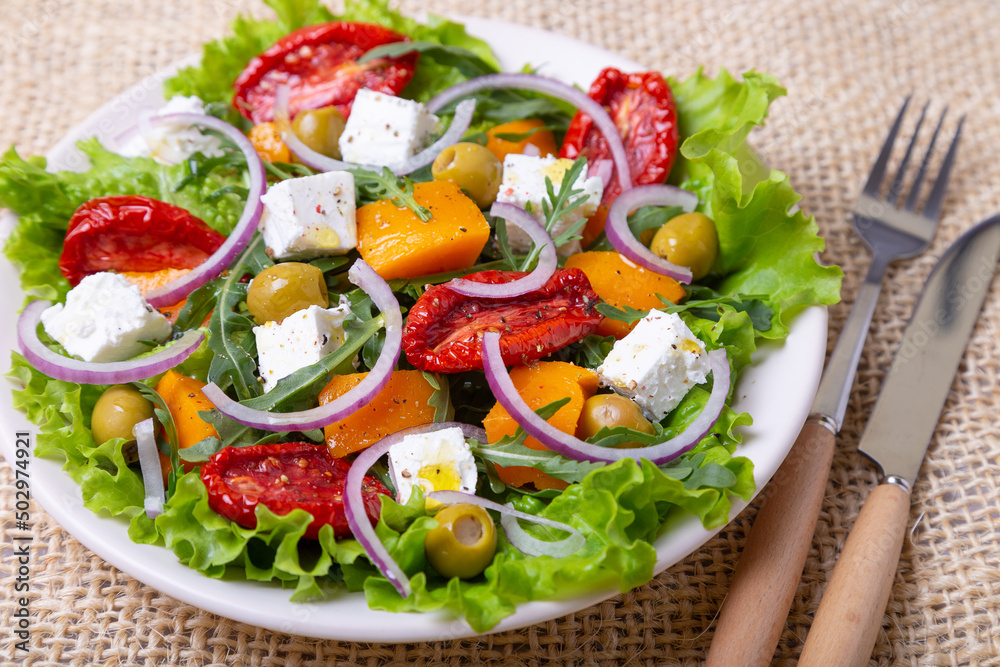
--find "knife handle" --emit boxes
[799,482,910,666]
[706,419,835,667]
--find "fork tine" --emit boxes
[887,101,929,203]
[920,115,965,221]
[903,107,948,212]
[862,95,912,197]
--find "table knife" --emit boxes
[797,213,1000,665]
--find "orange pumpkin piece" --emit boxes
[154,370,219,485]
[483,361,599,491]
[564,251,686,339]
[121,268,189,325]
[356,181,491,280]
[484,119,559,163]
[320,370,440,458]
[248,122,291,163]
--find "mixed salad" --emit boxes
[0,0,841,632]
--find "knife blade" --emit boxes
[798,213,1000,666]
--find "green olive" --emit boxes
[292,106,346,159]
[649,212,719,281]
[424,503,497,579]
[247,262,329,324]
[431,142,503,208]
[91,385,155,445]
[577,393,655,448]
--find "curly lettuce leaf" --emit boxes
[670,69,843,337]
[0,140,246,302]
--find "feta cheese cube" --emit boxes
[388,426,478,505]
[117,95,225,165]
[40,272,171,363]
[496,154,603,257]
[254,302,351,392]
[338,89,439,167]
[259,171,357,260]
[596,311,711,420]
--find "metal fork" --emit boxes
[706,99,963,667]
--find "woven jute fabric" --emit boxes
[1,0,999,664]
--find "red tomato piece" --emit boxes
[559,68,680,205]
[233,21,418,124]
[200,441,388,540]
[58,195,226,286]
[402,269,604,373]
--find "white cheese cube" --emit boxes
[388,426,478,505]
[338,89,439,167]
[254,302,351,393]
[596,311,711,420]
[40,272,171,363]
[259,171,357,260]
[117,95,225,165]
[496,154,603,257]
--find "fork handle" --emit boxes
[706,420,835,667]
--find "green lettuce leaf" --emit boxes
[670,69,843,337]
[0,140,246,302]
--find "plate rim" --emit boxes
[0,14,828,642]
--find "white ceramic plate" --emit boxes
[0,16,827,642]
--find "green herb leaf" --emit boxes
[352,167,432,221]
[177,436,224,462]
[359,40,498,78]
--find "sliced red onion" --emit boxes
[592,159,614,191]
[134,418,165,519]
[275,85,476,176]
[427,490,585,558]
[139,113,266,307]
[481,331,729,465]
[17,300,204,384]
[605,184,698,283]
[448,202,556,298]
[345,422,488,598]
[427,74,632,195]
[201,259,402,431]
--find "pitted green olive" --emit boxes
[91,385,155,445]
[577,393,654,448]
[291,106,346,159]
[431,142,503,208]
[649,212,719,281]
[247,262,329,324]
[424,503,497,579]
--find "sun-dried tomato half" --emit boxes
[200,441,388,540]
[58,195,226,286]
[233,21,417,124]
[402,268,604,373]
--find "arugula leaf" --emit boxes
[420,372,452,422]
[351,167,432,221]
[516,157,589,272]
[177,436,225,463]
[663,286,773,332]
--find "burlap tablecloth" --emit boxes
[1,0,998,664]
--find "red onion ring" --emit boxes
[17,300,205,384]
[140,113,266,307]
[427,490,585,558]
[481,331,730,465]
[448,202,556,298]
[427,74,632,195]
[275,85,476,176]
[201,259,402,431]
[592,159,614,191]
[605,184,698,283]
[345,422,487,598]
[134,418,165,518]
[522,143,541,157]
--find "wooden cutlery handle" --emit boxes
[799,482,910,667]
[706,420,835,667]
